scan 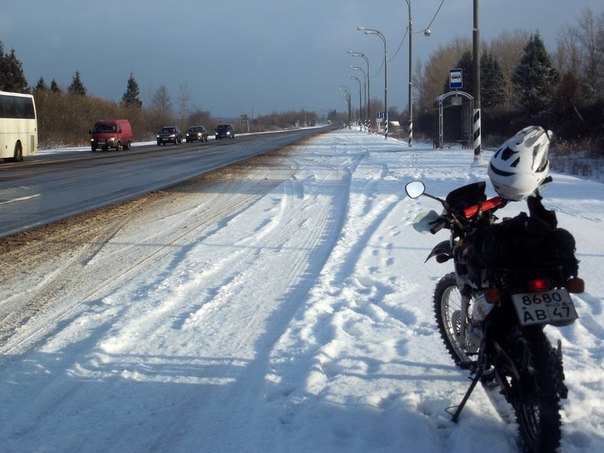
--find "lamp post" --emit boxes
[349,65,366,128]
[338,85,352,126]
[358,27,388,138]
[347,75,363,127]
[348,51,371,130]
[402,0,433,147]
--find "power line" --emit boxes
[389,0,448,62]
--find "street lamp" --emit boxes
[349,65,366,128]
[338,85,352,126]
[347,75,362,128]
[402,0,434,147]
[348,51,371,130]
[358,27,388,138]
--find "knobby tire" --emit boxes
[434,274,563,451]
[499,327,562,452]
[433,272,475,365]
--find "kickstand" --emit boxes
[446,366,483,423]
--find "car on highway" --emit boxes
[157,126,182,145]
[186,126,209,143]
[90,119,132,152]
[215,124,235,140]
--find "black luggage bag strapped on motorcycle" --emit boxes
[463,196,579,289]
[443,180,579,290]
[405,126,585,453]
[474,209,578,279]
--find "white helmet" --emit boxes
[488,126,551,201]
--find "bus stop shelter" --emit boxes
[432,91,474,149]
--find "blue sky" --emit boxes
[2,0,602,118]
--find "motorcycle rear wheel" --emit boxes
[497,327,562,452]
[433,273,478,366]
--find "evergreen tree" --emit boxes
[445,50,506,111]
[0,41,6,89]
[511,33,558,116]
[122,73,142,108]
[0,42,29,93]
[34,77,49,93]
[68,71,87,96]
[481,51,507,110]
[50,79,62,94]
[327,109,338,123]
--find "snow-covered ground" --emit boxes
[0,128,602,452]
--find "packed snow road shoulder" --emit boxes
[0,129,602,453]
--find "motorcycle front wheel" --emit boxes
[433,272,478,366]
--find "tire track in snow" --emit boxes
[88,138,360,450]
[0,158,297,357]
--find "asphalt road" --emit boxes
[0,127,335,239]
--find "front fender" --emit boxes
[425,240,453,263]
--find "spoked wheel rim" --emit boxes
[438,282,479,362]
[518,402,542,446]
[440,285,472,361]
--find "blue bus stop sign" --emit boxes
[449,68,463,90]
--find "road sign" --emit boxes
[449,68,463,89]
[376,111,389,120]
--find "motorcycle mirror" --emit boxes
[405,181,425,199]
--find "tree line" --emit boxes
[409,8,603,151]
[0,42,209,147]
[2,8,602,150]
[0,43,314,147]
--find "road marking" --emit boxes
[0,194,41,206]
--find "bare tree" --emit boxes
[570,8,604,100]
[177,83,190,131]
[413,58,427,114]
[151,84,172,126]
[556,28,582,77]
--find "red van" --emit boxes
[90,119,132,151]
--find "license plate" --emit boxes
[512,289,578,326]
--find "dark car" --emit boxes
[186,126,209,143]
[215,124,235,140]
[157,126,182,145]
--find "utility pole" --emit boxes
[472,0,483,162]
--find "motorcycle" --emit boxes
[405,127,584,452]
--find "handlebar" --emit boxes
[430,221,446,234]
[428,196,505,235]
[463,197,504,219]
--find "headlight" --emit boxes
[170,134,175,138]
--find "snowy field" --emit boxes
[0,128,602,452]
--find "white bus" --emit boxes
[0,90,38,162]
